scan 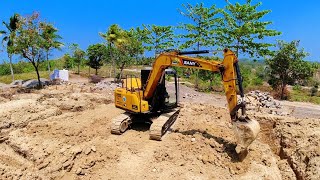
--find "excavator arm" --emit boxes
[143,49,260,153]
[144,49,242,121]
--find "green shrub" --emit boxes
[0,64,11,75]
[252,77,263,86]
[293,85,302,91]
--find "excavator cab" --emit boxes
[141,68,179,112]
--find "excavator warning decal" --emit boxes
[182,59,202,67]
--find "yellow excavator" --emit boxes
[111,49,260,154]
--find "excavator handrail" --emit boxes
[178,50,210,55]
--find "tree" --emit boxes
[267,40,315,99]
[87,44,107,75]
[15,12,61,88]
[62,53,73,69]
[178,3,221,50]
[67,43,86,74]
[178,3,221,88]
[0,13,20,82]
[73,48,86,74]
[141,25,174,57]
[220,0,281,57]
[111,29,144,80]
[99,24,126,78]
[40,22,63,74]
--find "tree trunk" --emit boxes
[109,66,112,78]
[119,63,125,81]
[78,64,80,74]
[46,51,50,75]
[236,38,240,57]
[95,68,98,75]
[194,41,200,90]
[34,65,42,89]
[109,43,116,80]
[281,83,286,100]
[9,54,14,82]
[209,78,213,91]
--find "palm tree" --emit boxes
[99,24,125,79]
[0,13,20,82]
[40,22,63,74]
[74,48,86,74]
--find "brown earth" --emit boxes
[0,77,319,180]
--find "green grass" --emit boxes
[290,89,320,104]
[0,71,50,84]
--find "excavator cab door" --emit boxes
[141,68,178,112]
[164,68,179,108]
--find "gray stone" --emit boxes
[10,80,24,86]
[22,78,50,88]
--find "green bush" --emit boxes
[293,85,302,91]
[252,76,263,86]
[0,64,11,75]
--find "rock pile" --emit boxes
[246,90,281,109]
[22,78,50,88]
[95,81,121,91]
[182,93,200,99]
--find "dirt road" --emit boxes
[0,81,319,179]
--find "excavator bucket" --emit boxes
[232,116,260,154]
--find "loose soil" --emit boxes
[0,77,319,180]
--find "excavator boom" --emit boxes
[144,49,239,119]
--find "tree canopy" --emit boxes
[267,40,315,99]
[219,0,281,57]
[141,24,174,56]
[0,13,20,82]
[178,3,221,50]
[14,12,62,88]
[40,22,63,73]
[87,43,107,75]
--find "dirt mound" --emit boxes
[0,83,319,179]
[275,116,320,179]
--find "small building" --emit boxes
[50,69,69,81]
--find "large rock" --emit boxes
[22,78,50,88]
[10,80,25,86]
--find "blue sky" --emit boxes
[0,0,319,62]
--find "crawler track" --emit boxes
[149,108,180,140]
